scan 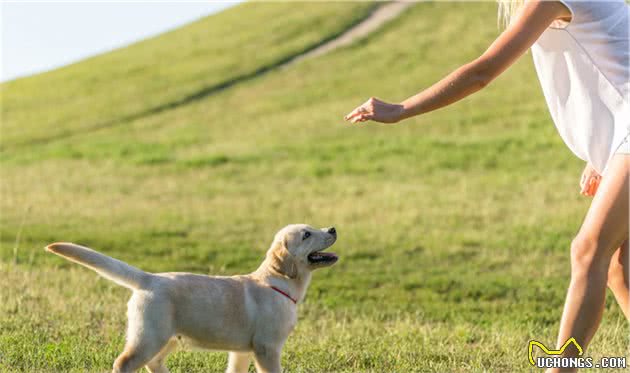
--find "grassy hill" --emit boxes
[1,2,376,149]
[1,2,627,372]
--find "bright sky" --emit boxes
[1,2,241,82]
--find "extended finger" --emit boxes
[345,105,371,120]
[350,114,373,124]
[345,108,361,121]
[350,114,366,124]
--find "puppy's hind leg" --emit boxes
[145,339,178,373]
[113,293,173,373]
[226,351,251,373]
[113,334,171,373]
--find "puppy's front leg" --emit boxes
[252,344,282,373]
[226,352,251,373]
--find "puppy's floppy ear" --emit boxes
[269,237,297,279]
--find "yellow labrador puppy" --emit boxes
[46,224,338,373]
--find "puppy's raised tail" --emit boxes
[46,242,151,290]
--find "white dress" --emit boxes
[531,0,630,174]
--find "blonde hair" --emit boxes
[497,0,525,28]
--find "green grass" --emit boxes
[1,2,628,372]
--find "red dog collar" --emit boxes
[270,286,297,304]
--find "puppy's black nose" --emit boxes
[328,227,336,236]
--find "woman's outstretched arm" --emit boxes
[344,1,570,124]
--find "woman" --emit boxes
[345,1,629,371]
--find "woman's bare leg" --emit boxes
[607,241,630,319]
[549,155,629,373]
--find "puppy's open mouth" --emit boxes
[307,250,338,264]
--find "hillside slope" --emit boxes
[0,2,375,148]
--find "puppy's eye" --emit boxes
[302,231,311,240]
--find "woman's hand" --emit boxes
[580,163,601,197]
[344,97,404,124]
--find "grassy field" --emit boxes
[1,2,628,372]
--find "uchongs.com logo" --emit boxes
[528,338,627,370]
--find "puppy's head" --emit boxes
[267,224,338,278]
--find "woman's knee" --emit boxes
[570,235,610,275]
